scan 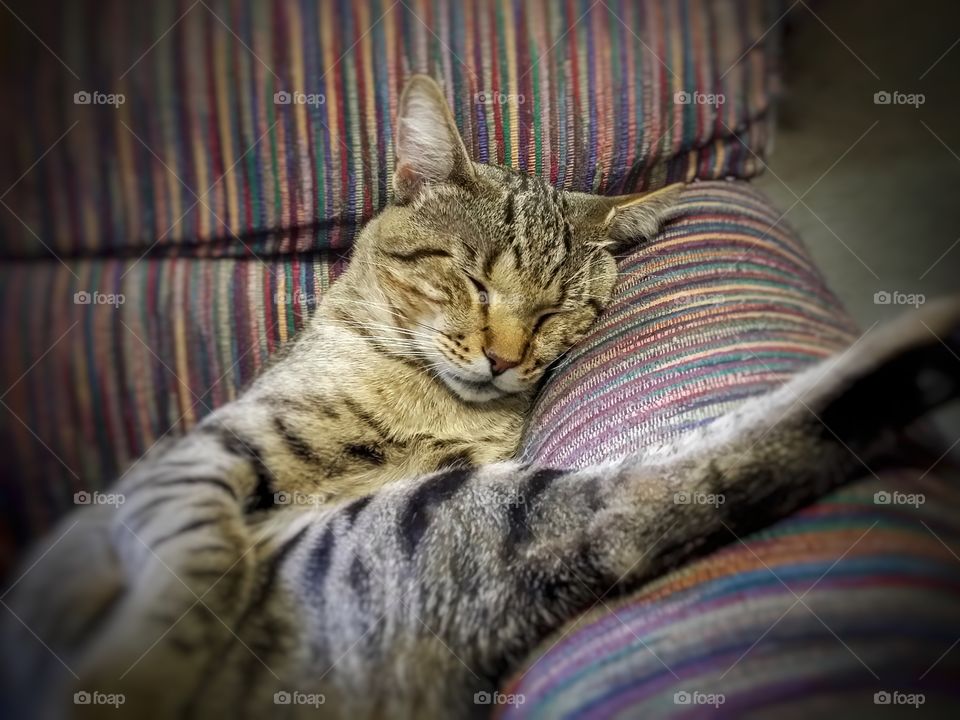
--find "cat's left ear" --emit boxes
[393,74,476,202]
[569,183,685,248]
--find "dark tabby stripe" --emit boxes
[383,247,452,263]
[186,524,313,714]
[483,248,500,277]
[503,190,515,227]
[272,395,340,420]
[349,556,370,594]
[150,516,226,549]
[203,425,276,511]
[510,243,523,270]
[273,415,324,466]
[150,476,238,500]
[191,542,236,555]
[506,468,565,545]
[306,525,337,589]
[435,450,474,470]
[185,568,233,582]
[340,397,389,439]
[343,495,373,525]
[124,493,183,529]
[586,298,605,317]
[399,468,473,557]
[344,443,386,465]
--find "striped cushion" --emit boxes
[521,180,858,466]
[501,473,960,718]
[0,251,344,569]
[507,181,960,716]
[0,0,778,258]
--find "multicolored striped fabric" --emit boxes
[505,181,960,717]
[0,251,345,570]
[500,472,960,718]
[0,0,778,258]
[521,180,859,467]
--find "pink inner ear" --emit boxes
[395,162,425,197]
[397,163,421,184]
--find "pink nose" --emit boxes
[484,349,521,375]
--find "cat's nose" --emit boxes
[484,348,521,376]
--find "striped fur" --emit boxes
[3,296,959,718]
[502,471,960,717]
[1,75,684,554]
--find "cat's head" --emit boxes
[352,75,681,402]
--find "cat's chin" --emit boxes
[440,372,511,402]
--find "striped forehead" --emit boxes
[483,173,571,283]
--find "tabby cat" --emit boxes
[1,76,959,720]
[173,74,680,507]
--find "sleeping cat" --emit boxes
[1,75,959,720]
[175,74,681,506]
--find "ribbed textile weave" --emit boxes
[0,0,778,258]
[0,252,344,568]
[505,181,960,717]
[501,473,960,719]
[521,180,858,467]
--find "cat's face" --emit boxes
[357,76,681,402]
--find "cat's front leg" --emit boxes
[1,421,266,720]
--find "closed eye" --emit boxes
[467,276,490,304]
[532,311,559,334]
[467,276,487,294]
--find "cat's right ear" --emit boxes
[393,75,476,202]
